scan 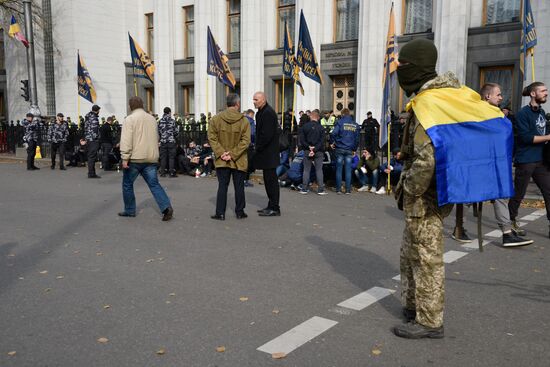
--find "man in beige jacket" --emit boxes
[208,93,251,220]
[119,97,173,221]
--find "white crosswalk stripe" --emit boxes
[337,287,396,311]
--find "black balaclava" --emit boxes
[397,38,438,97]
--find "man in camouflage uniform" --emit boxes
[22,113,41,170]
[158,107,178,177]
[48,113,69,170]
[84,104,101,178]
[393,39,454,339]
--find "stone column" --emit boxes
[154,0,176,113]
[433,0,470,83]
[240,0,264,111]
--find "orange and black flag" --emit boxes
[129,33,155,83]
[283,22,304,95]
[380,3,398,148]
[207,26,236,89]
[77,51,97,103]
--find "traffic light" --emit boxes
[20,79,29,101]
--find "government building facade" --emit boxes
[0,0,549,124]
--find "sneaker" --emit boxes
[376,187,386,195]
[502,232,533,247]
[370,187,378,193]
[299,189,308,195]
[451,227,472,243]
[511,220,526,237]
[200,172,207,177]
[345,191,351,195]
[290,184,297,191]
[162,207,174,221]
[317,189,328,196]
[393,321,444,339]
[358,185,369,192]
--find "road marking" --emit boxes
[521,212,544,221]
[392,274,401,281]
[462,239,492,250]
[328,306,355,316]
[257,316,338,355]
[443,250,468,263]
[337,287,396,311]
[485,229,501,238]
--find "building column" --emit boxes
[154,0,176,113]
[355,0,392,125]
[433,0,470,83]
[240,0,264,111]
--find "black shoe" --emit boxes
[31,166,40,170]
[502,232,533,247]
[393,321,444,339]
[257,207,269,213]
[51,166,55,170]
[160,173,167,177]
[403,308,416,322]
[236,212,248,219]
[88,174,101,178]
[162,207,174,221]
[170,173,178,178]
[118,212,136,217]
[258,209,281,217]
[511,220,527,236]
[60,167,66,170]
[451,227,471,243]
[211,214,225,221]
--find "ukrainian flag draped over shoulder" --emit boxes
[408,86,514,205]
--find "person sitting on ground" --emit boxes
[276,149,291,178]
[376,148,403,195]
[281,149,316,190]
[355,149,380,193]
[199,142,214,177]
[178,140,202,176]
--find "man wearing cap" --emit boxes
[21,113,41,170]
[84,104,101,178]
[48,113,69,170]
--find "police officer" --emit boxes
[22,113,41,170]
[48,113,69,170]
[158,107,178,177]
[84,104,101,178]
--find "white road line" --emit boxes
[257,316,338,355]
[521,213,543,221]
[443,250,468,263]
[392,274,401,281]
[337,287,396,311]
[462,239,492,250]
[485,229,501,238]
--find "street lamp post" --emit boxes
[23,0,41,116]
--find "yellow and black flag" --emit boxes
[520,0,537,81]
[207,26,236,89]
[283,22,304,95]
[129,33,155,83]
[380,3,398,148]
[296,10,323,84]
[77,51,97,103]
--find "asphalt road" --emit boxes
[0,160,549,367]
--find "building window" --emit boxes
[403,0,433,34]
[145,87,155,114]
[275,78,295,115]
[480,66,514,109]
[182,86,195,115]
[335,0,360,42]
[332,75,355,113]
[227,0,240,53]
[146,13,154,60]
[184,6,194,58]
[484,0,520,25]
[277,0,295,49]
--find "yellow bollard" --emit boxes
[35,146,42,159]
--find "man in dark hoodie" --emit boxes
[331,108,360,194]
[208,93,251,220]
[298,109,327,195]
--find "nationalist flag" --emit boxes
[283,22,304,95]
[8,15,29,48]
[296,10,323,84]
[77,51,97,103]
[520,0,537,80]
[206,26,236,89]
[407,86,514,205]
[379,3,398,149]
[129,33,155,83]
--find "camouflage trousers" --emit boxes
[400,210,445,328]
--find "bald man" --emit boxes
[252,91,281,216]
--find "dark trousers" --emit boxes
[215,167,246,216]
[509,161,550,221]
[87,140,99,176]
[101,143,113,170]
[159,142,177,173]
[263,168,280,211]
[51,142,66,168]
[26,140,37,169]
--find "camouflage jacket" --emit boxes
[396,72,459,219]
[48,121,69,143]
[22,118,42,143]
[84,111,100,141]
[158,114,178,144]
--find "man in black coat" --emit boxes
[253,91,281,216]
[362,111,380,154]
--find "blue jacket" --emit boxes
[331,115,360,151]
[380,157,403,174]
[287,151,315,184]
[514,105,547,164]
[246,116,256,146]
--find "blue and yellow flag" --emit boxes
[207,26,236,89]
[379,3,398,148]
[520,0,537,80]
[77,51,97,103]
[8,15,29,48]
[283,22,304,95]
[407,86,514,205]
[296,10,323,84]
[129,33,155,83]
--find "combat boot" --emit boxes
[511,220,526,236]
[403,308,416,322]
[393,321,444,339]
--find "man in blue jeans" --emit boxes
[119,96,173,221]
[331,108,360,194]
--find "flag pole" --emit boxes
[134,78,138,96]
[206,77,209,122]
[282,76,285,126]
[77,95,81,128]
[530,48,536,82]
[291,81,297,133]
[387,121,391,194]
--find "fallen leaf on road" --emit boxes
[506,333,514,336]
[7,351,16,356]
[372,348,382,356]
[7,254,15,258]
[56,275,64,279]
[146,259,154,263]
[96,252,103,256]
[97,337,109,344]
[18,277,24,280]
[95,240,101,243]
[103,305,111,309]
[272,309,280,315]
[272,352,286,359]
[169,293,176,297]
[39,270,48,274]
[156,348,166,355]
[157,257,164,261]
[44,288,52,292]
[239,297,249,302]
[453,272,460,275]
[489,267,496,271]
[533,269,541,273]
[216,346,226,353]
[166,301,171,304]
[73,250,80,254]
